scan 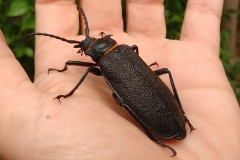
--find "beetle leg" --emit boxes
[185,116,196,132]
[131,45,139,55]
[156,140,177,157]
[138,122,177,156]
[140,125,177,156]
[153,68,184,114]
[54,67,102,103]
[148,62,159,68]
[48,60,97,74]
[154,68,195,132]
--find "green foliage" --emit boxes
[0,0,35,81]
[220,29,240,103]
[220,10,240,104]
[164,0,187,39]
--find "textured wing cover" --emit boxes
[99,45,186,139]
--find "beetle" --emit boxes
[23,5,195,156]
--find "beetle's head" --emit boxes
[75,34,117,63]
[73,37,96,55]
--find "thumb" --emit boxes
[0,30,39,159]
[0,30,31,88]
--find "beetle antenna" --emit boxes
[77,5,90,38]
[21,32,81,44]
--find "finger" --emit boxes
[35,0,79,37]
[34,0,82,77]
[0,30,31,96]
[180,0,224,52]
[126,0,166,38]
[80,0,123,36]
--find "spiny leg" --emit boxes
[48,60,97,74]
[54,67,102,103]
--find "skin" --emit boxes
[0,0,240,159]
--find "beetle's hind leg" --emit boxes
[48,60,97,74]
[185,116,196,132]
[144,127,177,157]
[155,140,177,157]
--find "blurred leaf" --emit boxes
[14,46,34,58]
[7,1,29,17]
[232,63,240,76]
[169,14,183,23]
[222,14,231,21]
[226,9,237,14]
[21,15,35,31]
[174,1,183,13]
[24,47,34,58]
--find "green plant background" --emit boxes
[0,0,239,158]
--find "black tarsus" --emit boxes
[156,140,177,157]
[77,5,90,38]
[185,117,196,132]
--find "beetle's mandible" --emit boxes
[23,4,195,157]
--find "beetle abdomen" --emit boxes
[99,45,186,139]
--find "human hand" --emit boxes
[0,0,240,159]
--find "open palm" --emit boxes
[0,0,240,159]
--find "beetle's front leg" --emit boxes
[54,67,102,103]
[48,60,97,74]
